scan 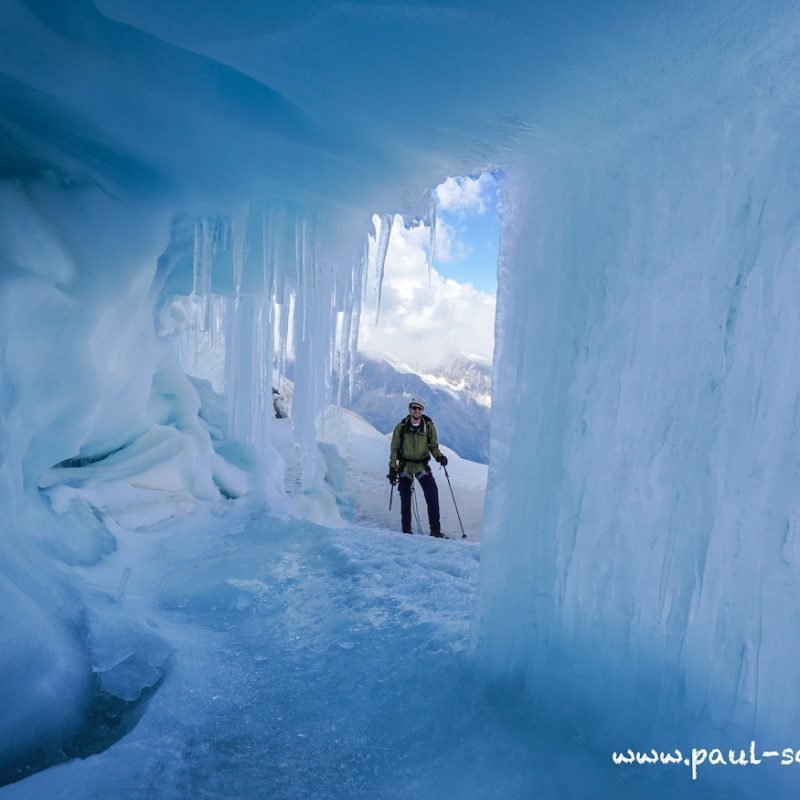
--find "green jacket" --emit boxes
[389,415,443,475]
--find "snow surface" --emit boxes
[318,406,487,540]
[4,0,800,797]
[0,407,755,796]
[0,501,677,800]
[2,405,606,800]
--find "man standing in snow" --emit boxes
[387,398,448,537]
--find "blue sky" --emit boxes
[359,173,499,371]
[433,172,500,294]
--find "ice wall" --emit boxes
[0,181,177,776]
[477,17,800,749]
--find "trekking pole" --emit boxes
[411,482,424,534]
[442,465,466,538]
[389,481,394,511]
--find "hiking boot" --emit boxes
[430,530,445,538]
[403,530,412,535]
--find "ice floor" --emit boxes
[0,402,763,799]
[0,497,694,800]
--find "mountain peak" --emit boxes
[336,354,492,464]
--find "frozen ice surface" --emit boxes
[0,502,688,800]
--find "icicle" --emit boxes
[262,204,274,300]
[361,240,369,304]
[231,207,248,311]
[328,300,338,399]
[211,293,224,355]
[195,218,216,333]
[192,218,214,332]
[291,215,313,489]
[277,293,291,386]
[261,203,279,428]
[337,280,354,408]
[223,295,240,437]
[217,217,232,257]
[332,254,349,407]
[348,247,367,405]
[206,295,215,356]
[295,215,307,343]
[274,203,291,302]
[192,219,202,293]
[255,296,275,451]
[213,203,269,451]
[427,193,437,287]
[374,212,393,324]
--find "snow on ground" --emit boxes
[318,407,487,540]
[0,396,757,798]
[0,399,727,799]
[0,495,690,800]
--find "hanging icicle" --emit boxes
[337,274,354,408]
[192,218,214,332]
[174,201,372,497]
[192,219,202,295]
[262,204,274,300]
[427,192,437,287]
[373,212,393,324]
[348,246,367,405]
[231,207,248,312]
[361,239,369,304]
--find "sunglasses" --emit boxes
[409,405,423,411]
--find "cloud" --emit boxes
[434,173,495,216]
[434,216,472,263]
[358,215,495,372]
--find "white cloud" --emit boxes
[434,216,472,263]
[359,215,495,372]
[434,173,495,216]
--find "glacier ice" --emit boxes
[3,0,800,793]
[372,213,393,324]
[476,39,800,751]
[426,192,437,287]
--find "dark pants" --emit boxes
[398,471,440,534]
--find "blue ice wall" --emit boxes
[476,18,800,748]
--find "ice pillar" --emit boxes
[477,94,800,749]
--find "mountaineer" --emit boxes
[387,397,448,536]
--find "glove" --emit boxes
[437,454,448,467]
[387,467,398,485]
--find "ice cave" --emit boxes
[2,1,800,797]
